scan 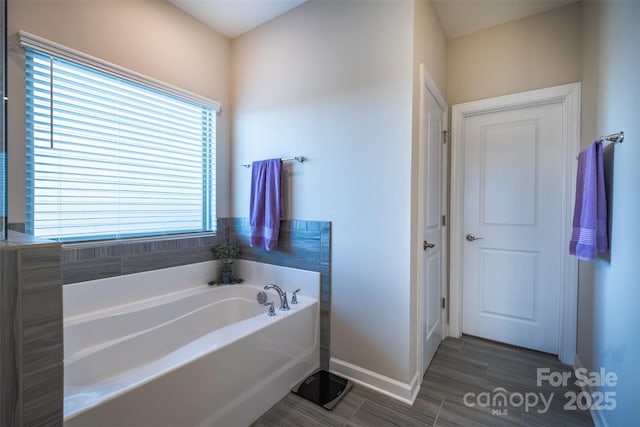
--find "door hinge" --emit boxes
[442,215,446,226]
[441,130,448,144]
[441,298,446,309]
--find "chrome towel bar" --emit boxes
[242,156,305,168]
[599,131,624,144]
[576,131,624,159]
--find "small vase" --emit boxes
[221,271,233,284]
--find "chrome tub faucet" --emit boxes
[264,284,289,311]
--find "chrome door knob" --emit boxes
[423,241,436,250]
[466,233,483,242]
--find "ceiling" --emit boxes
[168,0,577,40]
[167,0,307,39]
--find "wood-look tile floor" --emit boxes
[252,335,594,426]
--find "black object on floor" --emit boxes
[292,369,352,410]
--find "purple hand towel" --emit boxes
[569,141,608,261]
[250,159,283,251]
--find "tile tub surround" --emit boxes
[59,219,330,288]
[7,222,26,233]
[61,233,222,284]
[0,231,62,426]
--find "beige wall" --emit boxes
[446,2,582,105]
[413,0,447,95]
[7,0,231,221]
[577,1,640,425]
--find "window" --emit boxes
[22,33,219,242]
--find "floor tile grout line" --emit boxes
[431,397,445,427]
[343,395,366,427]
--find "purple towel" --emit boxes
[570,141,608,261]
[250,159,283,251]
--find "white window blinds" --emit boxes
[24,41,217,242]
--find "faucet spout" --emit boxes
[264,284,290,311]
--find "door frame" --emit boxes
[449,83,581,365]
[416,64,448,380]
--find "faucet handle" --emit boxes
[265,302,276,316]
[291,289,301,304]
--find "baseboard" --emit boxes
[329,357,420,405]
[574,354,609,427]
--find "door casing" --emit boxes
[449,83,581,365]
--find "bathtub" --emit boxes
[63,260,320,426]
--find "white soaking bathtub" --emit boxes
[63,260,320,426]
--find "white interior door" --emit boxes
[462,102,564,354]
[421,79,445,374]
